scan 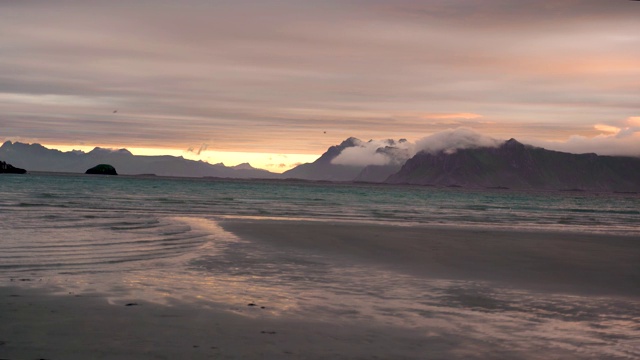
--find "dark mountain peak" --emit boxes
[315,137,362,164]
[503,138,524,148]
[2,141,50,153]
[232,163,255,170]
[88,147,133,156]
[281,137,365,181]
[378,138,400,146]
[339,137,361,148]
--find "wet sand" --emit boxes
[2,286,457,360]
[222,220,640,297]
[1,220,639,359]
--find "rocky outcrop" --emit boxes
[0,160,26,174]
[85,164,118,175]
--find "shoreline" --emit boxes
[216,213,640,237]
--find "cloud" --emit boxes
[415,128,502,155]
[368,0,639,29]
[593,124,620,134]
[529,133,640,157]
[197,144,208,155]
[527,118,640,157]
[331,139,413,167]
[185,143,209,155]
[421,113,484,120]
[627,116,640,127]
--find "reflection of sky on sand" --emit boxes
[124,218,640,358]
[3,216,639,358]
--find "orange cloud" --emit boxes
[422,113,484,120]
[627,116,640,127]
[594,124,620,134]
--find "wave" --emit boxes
[0,216,211,275]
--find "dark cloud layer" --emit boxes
[1,0,639,155]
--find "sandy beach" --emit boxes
[1,220,639,359]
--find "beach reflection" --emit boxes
[3,217,639,358]
[122,218,640,358]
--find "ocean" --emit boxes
[1,172,639,358]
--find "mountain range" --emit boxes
[2,138,639,191]
[387,139,640,192]
[281,138,407,182]
[0,141,278,179]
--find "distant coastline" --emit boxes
[2,138,639,191]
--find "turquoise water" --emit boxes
[2,172,638,233]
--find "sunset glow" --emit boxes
[42,144,318,173]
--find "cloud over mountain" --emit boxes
[331,128,502,167]
[526,117,640,157]
[331,139,412,167]
[414,128,502,155]
[331,124,640,170]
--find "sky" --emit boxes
[1,0,639,172]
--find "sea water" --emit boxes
[1,172,639,358]
[2,171,638,232]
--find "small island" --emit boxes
[85,164,118,175]
[0,160,26,174]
